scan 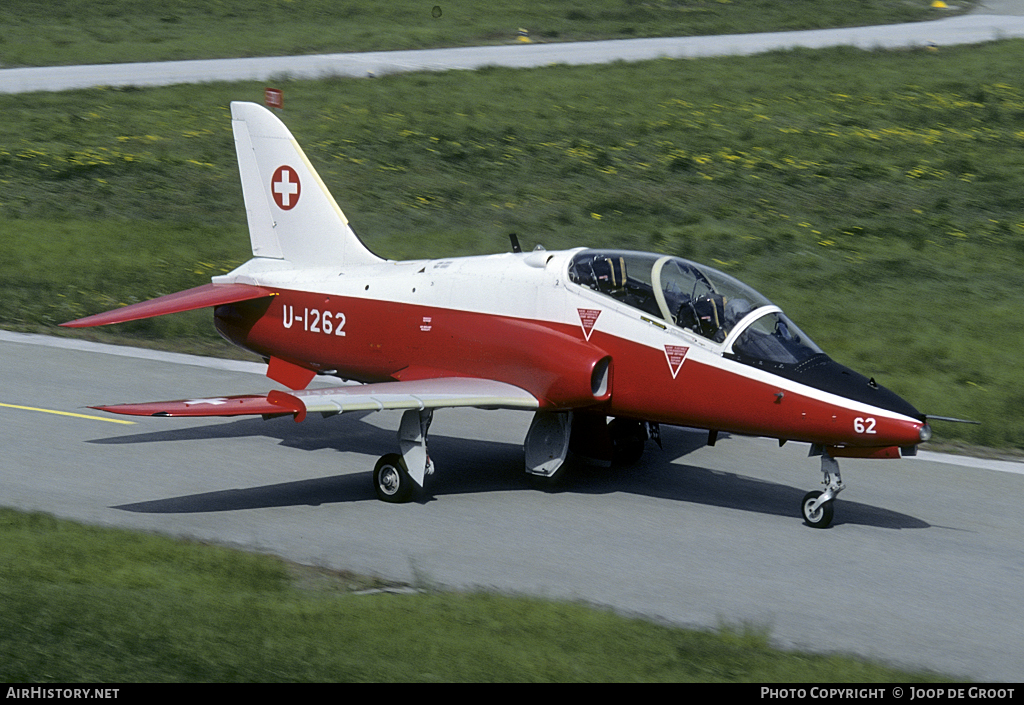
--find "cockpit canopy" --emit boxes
[568,249,822,366]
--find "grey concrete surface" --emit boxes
[3,11,1024,94]
[2,331,1022,681]
[973,0,1024,15]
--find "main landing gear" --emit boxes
[371,409,657,501]
[801,448,845,528]
[373,409,433,503]
[523,411,657,486]
[373,453,415,503]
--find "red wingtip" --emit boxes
[267,389,307,423]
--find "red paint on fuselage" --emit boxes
[597,330,921,447]
[216,286,923,450]
[217,290,610,410]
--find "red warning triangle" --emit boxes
[577,308,601,341]
[664,345,689,379]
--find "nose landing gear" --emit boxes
[801,450,844,528]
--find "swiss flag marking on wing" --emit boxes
[271,165,301,210]
[577,308,601,340]
[664,345,689,379]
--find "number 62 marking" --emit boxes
[854,417,877,434]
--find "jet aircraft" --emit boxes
[63,102,935,528]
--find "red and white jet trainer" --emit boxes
[63,101,932,528]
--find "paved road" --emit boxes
[3,12,1024,94]
[2,331,1022,681]
[975,0,1024,14]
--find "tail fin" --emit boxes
[230,101,382,267]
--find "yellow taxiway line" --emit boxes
[0,402,136,425]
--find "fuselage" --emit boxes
[213,247,926,451]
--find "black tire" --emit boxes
[608,418,647,466]
[801,490,834,528]
[374,453,414,503]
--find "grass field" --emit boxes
[3,39,1024,448]
[0,0,961,67]
[0,507,955,682]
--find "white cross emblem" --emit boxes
[271,166,301,210]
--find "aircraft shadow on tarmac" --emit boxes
[100,414,928,529]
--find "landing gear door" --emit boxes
[524,410,572,477]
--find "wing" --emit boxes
[92,377,540,422]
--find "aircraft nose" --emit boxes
[870,377,926,424]
[792,355,925,422]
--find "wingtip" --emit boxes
[267,389,307,423]
[59,317,96,328]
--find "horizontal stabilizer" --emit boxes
[61,283,274,328]
[91,377,540,419]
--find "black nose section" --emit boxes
[782,354,924,422]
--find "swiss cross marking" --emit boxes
[577,308,601,341]
[664,345,689,379]
[271,165,301,210]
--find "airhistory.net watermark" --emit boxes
[6,689,119,700]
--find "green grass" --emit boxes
[0,508,954,682]
[0,0,961,67]
[3,218,246,342]
[4,41,1024,448]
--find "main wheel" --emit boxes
[374,453,414,503]
[608,418,646,466]
[801,490,834,529]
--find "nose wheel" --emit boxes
[801,490,835,528]
[802,450,844,528]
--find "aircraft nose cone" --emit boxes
[793,355,924,422]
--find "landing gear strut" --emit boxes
[802,449,844,528]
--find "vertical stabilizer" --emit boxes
[230,101,382,267]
